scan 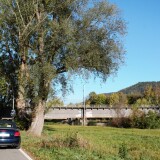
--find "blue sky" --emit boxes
[58,0,160,104]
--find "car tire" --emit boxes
[14,145,20,149]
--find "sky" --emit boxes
[58,0,160,105]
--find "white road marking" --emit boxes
[19,149,33,160]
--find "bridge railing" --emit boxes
[50,105,160,110]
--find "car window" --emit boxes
[0,121,15,128]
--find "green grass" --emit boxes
[21,124,160,160]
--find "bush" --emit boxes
[130,110,160,129]
[110,110,160,129]
[41,132,91,149]
[15,116,31,130]
[130,109,145,128]
[142,111,160,129]
[111,118,131,128]
[87,120,97,126]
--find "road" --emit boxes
[0,148,32,160]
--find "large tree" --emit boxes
[0,0,126,135]
[0,50,18,108]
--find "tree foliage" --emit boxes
[86,92,110,105]
[46,97,64,113]
[0,52,18,108]
[86,85,160,107]
[0,0,126,94]
[0,0,126,135]
[86,92,128,107]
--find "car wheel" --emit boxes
[14,145,20,149]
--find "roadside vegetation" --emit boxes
[22,124,160,160]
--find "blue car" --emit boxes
[0,120,21,149]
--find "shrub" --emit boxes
[130,110,160,129]
[87,120,97,126]
[130,109,145,128]
[41,132,91,149]
[15,116,31,130]
[110,110,160,129]
[142,111,160,129]
[111,117,131,128]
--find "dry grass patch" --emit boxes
[40,132,92,149]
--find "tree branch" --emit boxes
[56,66,67,74]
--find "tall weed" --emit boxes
[118,143,131,160]
[41,132,91,150]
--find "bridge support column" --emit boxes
[82,108,86,126]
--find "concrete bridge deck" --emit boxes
[45,106,160,120]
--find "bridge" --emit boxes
[45,106,160,124]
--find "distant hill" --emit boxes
[118,81,160,95]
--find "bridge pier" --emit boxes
[82,108,87,126]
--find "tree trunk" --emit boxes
[17,84,25,111]
[28,7,46,136]
[28,100,45,136]
[16,57,27,116]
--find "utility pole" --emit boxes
[83,84,85,126]
[11,89,16,120]
[156,81,158,106]
[13,95,14,110]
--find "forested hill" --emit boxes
[118,81,160,94]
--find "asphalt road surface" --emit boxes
[0,148,32,160]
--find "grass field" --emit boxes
[22,124,160,160]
